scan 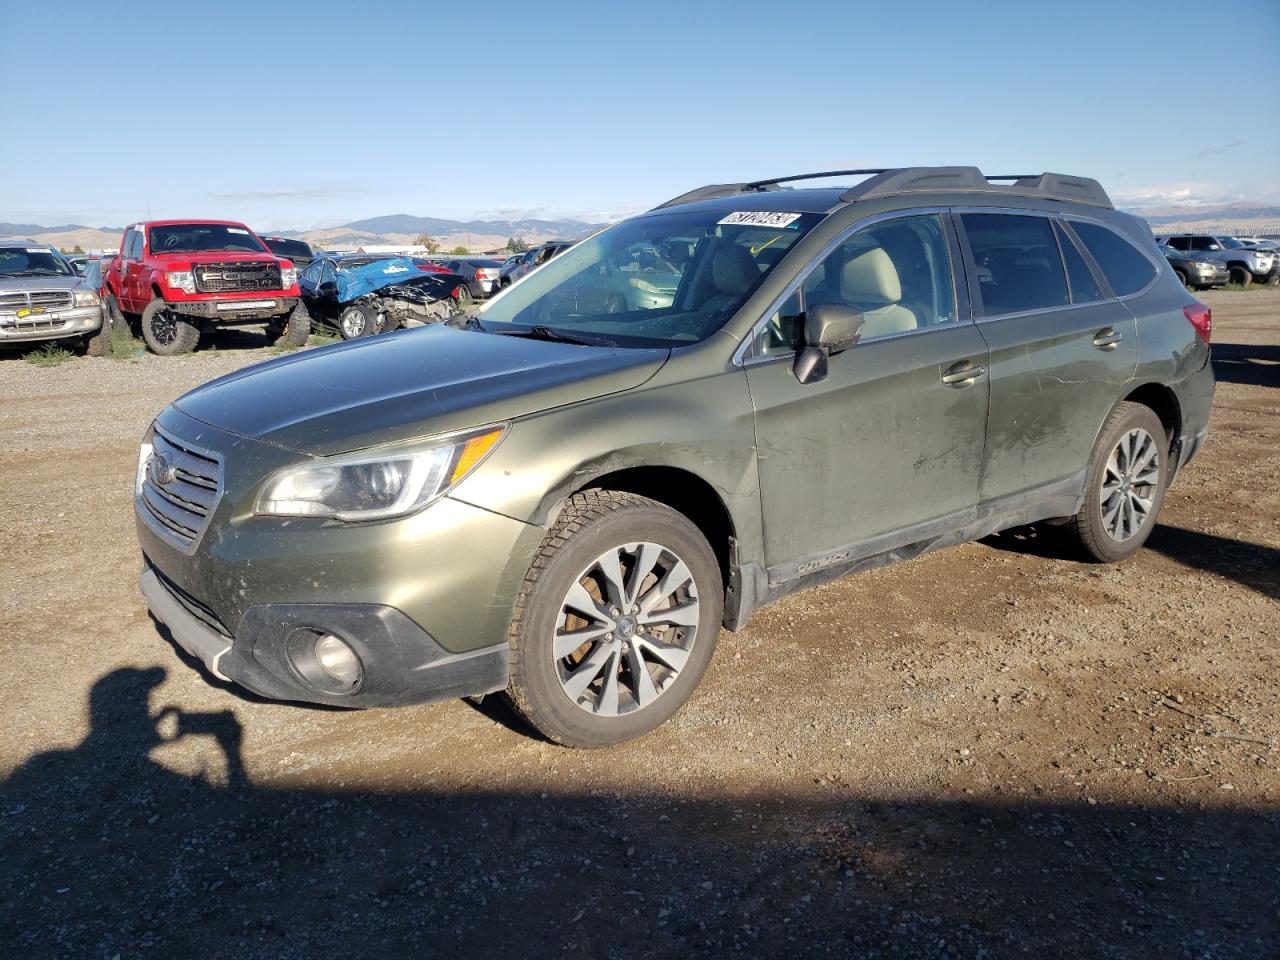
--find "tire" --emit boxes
[273,301,312,348]
[1228,265,1252,287]
[83,316,110,357]
[103,292,127,330]
[504,490,723,748]
[455,284,474,309]
[1172,269,1189,289]
[140,299,200,355]
[1066,402,1168,563]
[338,304,375,340]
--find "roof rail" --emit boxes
[839,167,1113,209]
[653,166,1113,211]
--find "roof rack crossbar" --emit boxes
[743,169,889,190]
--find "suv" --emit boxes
[1155,233,1276,286]
[104,220,306,354]
[136,166,1215,747]
[0,243,109,354]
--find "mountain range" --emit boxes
[0,214,605,255]
[3,201,1277,254]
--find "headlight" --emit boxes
[254,426,506,521]
[136,440,154,497]
[165,271,196,294]
[280,267,298,288]
[74,290,102,307]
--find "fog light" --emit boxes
[314,634,362,685]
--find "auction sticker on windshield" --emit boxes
[718,212,803,228]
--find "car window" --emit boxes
[1054,221,1105,302]
[1166,237,1190,251]
[320,261,336,284]
[1068,222,1157,297]
[300,262,322,284]
[1188,236,1217,251]
[961,213,1068,316]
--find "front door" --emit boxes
[745,212,990,581]
[956,212,1138,504]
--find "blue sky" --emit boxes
[2,0,1277,230]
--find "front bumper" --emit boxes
[0,305,102,342]
[167,296,297,322]
[140,567,509,707]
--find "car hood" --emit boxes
[172,324,669,455]
[0,275,93,292]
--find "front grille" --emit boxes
[0,289,75,314]
[193,261,282,293]
[0,316,67,333]
[139,426,223,553]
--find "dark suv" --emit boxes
[137,166,1214,747]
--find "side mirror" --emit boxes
[1207,244,1220,251]
[792,303,864,384]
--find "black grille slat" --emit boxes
[193,261,282,293]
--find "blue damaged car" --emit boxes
[298,255,465,339]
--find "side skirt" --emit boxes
[723,471,1085,630]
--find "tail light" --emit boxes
[475,269,490,280]
[1183,302,1211,343]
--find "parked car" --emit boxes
[498,240,575,288]
[298,254,464,339]
[1158,244,1228,290]
[426,257,504,299]
[260,235,315,269]
[104,220,306,354]
[0,243,109,354]
[136,166,1214,748]
[1155,233,1276,286]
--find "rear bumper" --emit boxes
[0,305,102,342]
[140,566,509,707]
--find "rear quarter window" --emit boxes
[1069,222,1157,297]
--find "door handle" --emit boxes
[942,362,986,387]
[1093,329,1123,350]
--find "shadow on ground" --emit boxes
[983,523,1280,602]
[1211,342,1280,387]
[2,668,1275,959]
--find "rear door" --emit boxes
[957,211,1138,505]
[745,211,990,577]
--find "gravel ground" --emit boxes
[0,295,1277,959]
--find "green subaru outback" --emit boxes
[136,167,1215,747]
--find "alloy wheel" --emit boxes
[1099,428,1160,541]
[151,309,177,345]
[554,541,700,716]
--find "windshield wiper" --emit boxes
[496,324,611,346]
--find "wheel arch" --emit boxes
[568,465,738,596]
[1121,381,1182,450]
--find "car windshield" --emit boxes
[148,223,267,254]
[263,237,311,260]
[0,248,74,277]
[475,208,825,347]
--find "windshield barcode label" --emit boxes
[718,212,802,228]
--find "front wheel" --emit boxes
[141,299,200,355]
[504,490,722,748]
[1067,402,1167,563]
[272,301,312,348]
[1228,266,1252,287]
[338,304,376,340]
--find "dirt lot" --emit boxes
[1,293,1276,959]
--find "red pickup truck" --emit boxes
[104,219,306,354]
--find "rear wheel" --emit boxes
[1067,402,1167,563]
[455,284,474,309]
[1228,265,1252,287]
[504,490,722,748]
[140,299,200,355]
[338,304,376,340]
